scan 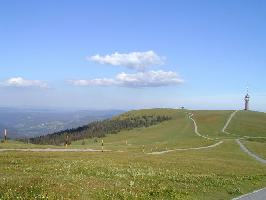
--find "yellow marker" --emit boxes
[125,140,128,145]
[142,145,145,153]
[101,139,104,152]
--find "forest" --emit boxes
[29,114,172,145]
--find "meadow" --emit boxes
[0,109,265,199]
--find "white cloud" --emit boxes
[69,70,183,88]
[1,77,48,88]
[88,50,164,71]
[69,78,116,86]
[116,70,183,87]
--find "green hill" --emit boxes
[0,109,265,199]
[72,109,213,152]
[191,110,232,138]
[29,108,173,145]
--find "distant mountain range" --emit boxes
[0,107,123,138]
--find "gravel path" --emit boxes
[236,139,266,164]
[232,188,266,200]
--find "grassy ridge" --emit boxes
[71,109,213,152]
[0,109,265,199]
[29,108,173,145]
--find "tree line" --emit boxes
[28,115,172,145]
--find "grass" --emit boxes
[0,108,265,199]
[191,110,233,139]
[242,139,266,159]
[0,140,64,149]
[227,110,266,137]
[71,109,213,152]
[0,140,265,200]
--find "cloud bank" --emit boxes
[88,50,163,71]
[69,70,183,88]
[1,77,48,88]
[80,50,183,88]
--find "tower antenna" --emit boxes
[244,85,250,111]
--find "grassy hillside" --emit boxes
[190,110,232,139]
[0,109,265,199]
[243,139,266,159]
[227,111,266,137]
[0,140,63,149]
[72,109,213,152]
[29,108,173,145]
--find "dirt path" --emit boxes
[222,110,266,139]
[222,110,238,134]
[221,111,266,164]
[148,113,223,155]
[0,148,113,152]
[147,141,223,155]
[188,113,214,140]
[236,139,266,164]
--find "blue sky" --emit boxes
[0,0,266,111]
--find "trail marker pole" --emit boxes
[65,135,69,148]
[101,139,104,152]
[125,140,128,145]
[142,145,145,153]
[4,129,7,143]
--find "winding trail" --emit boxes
[188,113,214,140]
[1,113,225,155]
[222,110,266,139]
[221,111,266,164]
[222,110,238,134]
[147,141,223,155]
[220,111,266,199]
[147,113,223,155]
[236,139,266,164]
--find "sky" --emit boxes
[0,0,266,111]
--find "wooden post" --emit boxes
[65,135,69,148]
[125,140,128,145]
[4,129,7,143]
[101,139,104,152]
[142,145,145,153]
